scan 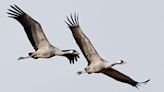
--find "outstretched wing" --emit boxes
[7,5,50,51]
[65,13,102,65]
[101,68,150,87]
[63,52,80,64]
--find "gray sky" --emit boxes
[0,0,163,92]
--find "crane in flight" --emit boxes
[7,5,79,64]
[65,13,150,87]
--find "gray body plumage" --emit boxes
[65,13,150,87]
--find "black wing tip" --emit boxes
[7,4,25,18]
[65,13,79,28]
[134,79,150,88]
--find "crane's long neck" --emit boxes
[50,47,74,56]
[60,50,74,56]
[105,60,126,68]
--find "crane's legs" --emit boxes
[18,56,31,60]
[17,52,38,60]
[77,69,87,75]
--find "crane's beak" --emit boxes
[74,51,80,55]
[117,60,127,64]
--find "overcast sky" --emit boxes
[0,0,164,92]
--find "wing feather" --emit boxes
[101,68,150,87]
[7,5,50,50]
[65,13,102,65]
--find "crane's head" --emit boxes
[62,49,80,55]
[117,60,126,64]
[110,60,126,67]
[104,60,126,68]
[71,50,80,55]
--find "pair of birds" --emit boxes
[7,5,149,88]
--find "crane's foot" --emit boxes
[77,70,86,75]
[17,56,31,60]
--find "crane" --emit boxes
[65,13,150,87]
[7,5,79,64]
